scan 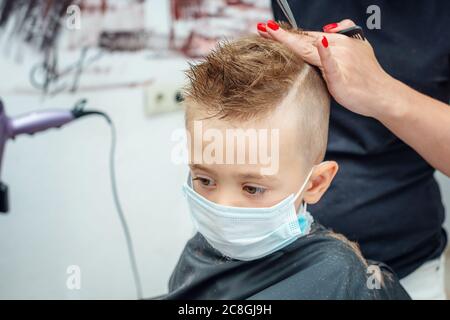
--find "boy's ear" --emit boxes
[303,161,339,205]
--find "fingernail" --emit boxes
[323,22,338,32]
[322,36,329,48]
[257,23,267,32]
[267,20,279,31]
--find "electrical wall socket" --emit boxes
[143,82,184,117]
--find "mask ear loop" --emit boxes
[293,167,315,213]
[187,172,193,187]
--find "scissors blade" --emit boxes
[276,0,298,29]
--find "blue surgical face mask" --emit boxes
[182,168,315,261]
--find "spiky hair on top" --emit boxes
[183,22,330,163]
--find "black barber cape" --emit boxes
[163,224,410,300]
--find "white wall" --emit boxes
[436,173,450,232]
[0,55,195,299]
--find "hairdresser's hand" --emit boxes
[257,19,396,119]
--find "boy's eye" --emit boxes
[193,177,215,187]
[243,185,266,195]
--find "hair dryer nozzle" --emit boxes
[0,182,9,213]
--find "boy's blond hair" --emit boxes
[184,25,330,164]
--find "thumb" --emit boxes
[315,36,341,83]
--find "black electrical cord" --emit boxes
[73,101,143,299]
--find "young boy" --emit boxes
[164,29,410,299]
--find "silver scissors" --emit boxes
[276,0,365,40]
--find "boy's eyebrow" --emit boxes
[237,172,278,182]
[189,164,215,174]
[189,164,278,182]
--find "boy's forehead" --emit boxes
[186,103,302,157]
[186,98,300,133]
[185,98,307,176]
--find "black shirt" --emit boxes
[164,224,410,300]
[271,0,450,278]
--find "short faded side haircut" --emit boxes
[184,25,330,164]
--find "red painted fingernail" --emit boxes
[323,22,338,32]
[267,20,279,31]
[257,23,267,32]
[322,36,329,48]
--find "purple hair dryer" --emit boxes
[0,98,108,213]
